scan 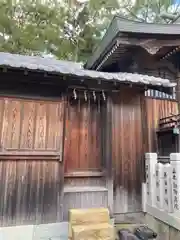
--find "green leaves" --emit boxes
[126,0,180,23]
[0,0,178,62]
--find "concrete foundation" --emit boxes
[0,219,114,240]
[0,222,68,240]
[145,213,180,240]
[1,214,179,240]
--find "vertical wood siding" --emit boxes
[0,93,178,226]
[0,160,62,226]
[0,98,64,151]
[63,191,108,221]
[64,100,102,172]
[146,98,178,152]
[112,89,143,214]
[112,92,178,214]
[0,97,65,226]
[63,98,107,220]
[63,177,108,220]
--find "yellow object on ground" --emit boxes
[68,208,113,240]
[72,223,114,240]
[69,208,110,225]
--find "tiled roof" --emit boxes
[0,52,175,89]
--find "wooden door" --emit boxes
[63,96,111,220]
[64,98,102,173]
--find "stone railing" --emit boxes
[143,153,180,230]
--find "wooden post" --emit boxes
[176,72,180,152]
[59,95,68,221]
[105,96,113,217]
[140,93,149,182]
[176,72,180,115]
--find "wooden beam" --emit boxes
[0,150,59,155]
[105,96,113,176]
[64,186,108,193]
[176,72,180,151]
[104,96,113,216]
[59,95,67,221]
[140,93,148,182]
[65,171,105,178]
[0,150,61,160]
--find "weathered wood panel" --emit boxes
[63,191,108,221]
[112,88,143,214]
[64,177,105,188]
[0,160,63,226]
[63,97,109,220]
[63,176,108,220]
[112,93,178,215]
[0,97,65,227]
[146,98,178,152]
[64,99,102,172]
[0,97,64,151]
[0,93,177,226]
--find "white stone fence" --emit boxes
[143,153,180,229]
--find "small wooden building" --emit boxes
[0,17,179,227]
[156,114,180,156]
[85,16,180,220]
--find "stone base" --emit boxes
[145,213,180,240]
[0,225,34,240]
[0,219,114,240]
[0,222,68,240]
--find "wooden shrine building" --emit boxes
[0,17,180,227]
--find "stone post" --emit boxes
[145,153,157,207]
[170,153,180,216]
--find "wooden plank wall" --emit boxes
[64,100,102,172]
[146,98,178,152]
[63,99,108,220]
[63,177,108,220]
[0,160,62,226]
[0,93,178,226]
[112,93,178,215]
[0,97,65,226]
[0,98,64,151]
[112,88,143,214]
